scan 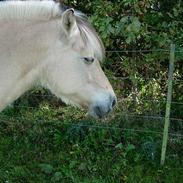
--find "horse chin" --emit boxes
[87,112,101,119]
[87,106,104,119]
[59,95,108,119]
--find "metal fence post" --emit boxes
[160,44,175,165]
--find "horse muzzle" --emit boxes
[89,94,117,119]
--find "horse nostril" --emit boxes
[111,98,116,108]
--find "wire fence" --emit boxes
[0,45,182,165]
[106,49,170,53]
[0,117,182,138]
[106,49,183,53]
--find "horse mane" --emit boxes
[0,0,105,61]
[0,1,60,20]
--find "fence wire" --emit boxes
[1,106,183,122]
[106,49,183,53]
[0,116,182,138]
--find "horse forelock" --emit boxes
[0,0,61,20]
[75,12,105,62]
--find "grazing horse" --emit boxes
[0,0,116,118]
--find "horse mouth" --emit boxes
[87,105,112,119]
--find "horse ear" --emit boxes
[61,8,77,35]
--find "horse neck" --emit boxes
[0,19,60,106]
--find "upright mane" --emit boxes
[0,1,60,20]
[74,11,105,61]
[0,0,105,61]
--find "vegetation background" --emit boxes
[0,0,183,182]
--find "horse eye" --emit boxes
[82,57,95,64]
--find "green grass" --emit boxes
[0,99,183,183]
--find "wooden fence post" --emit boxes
[160,44,175,165]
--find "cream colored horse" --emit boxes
[0,0,116,118]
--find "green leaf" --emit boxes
[39,163,53,175]
[51,172,62,182]
[115,143,123,149]
[131,17,141,33]
[126,144,135,152]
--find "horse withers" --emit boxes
[0,0,116,118]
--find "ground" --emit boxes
[0,97,182,183]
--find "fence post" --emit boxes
[160,44,175,165]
